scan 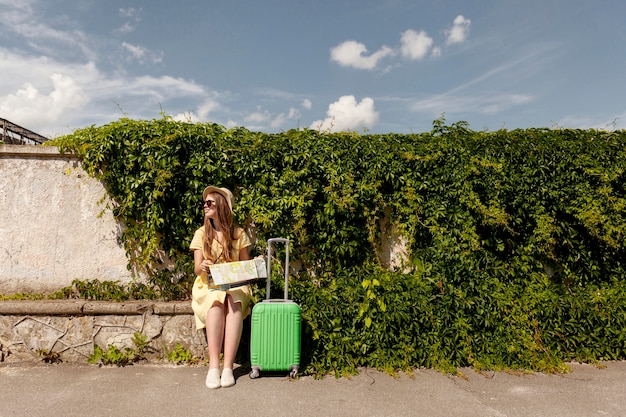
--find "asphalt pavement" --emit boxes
[1,361,625,417]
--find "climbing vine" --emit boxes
[51,116,626,375]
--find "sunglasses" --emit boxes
[199,199,216,209]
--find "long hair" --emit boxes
[203,192,235,262]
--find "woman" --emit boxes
[190,185,252,389]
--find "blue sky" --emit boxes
[1,0,625,138]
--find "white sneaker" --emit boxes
[205,368,221,389]
[221,368,235,388]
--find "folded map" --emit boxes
[209,257,268,285]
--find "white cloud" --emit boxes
[410,93,533,116]
[119,7,141,19]
[115,7,142,33]
[0,51,100,134]
[246,111,270,124]
[197,99,221,119]
[331,15,470,70]
[0,47,213,136]
[0,1,231,136]
[0,73,88,132]
[556,113,625,131]
[121,42,163,64]
[301,99,312,110]
[445,15,471,45]
[171,98,222,123]
[330,40,395,70]
[482,94,532,114]
[0,1,95,61]
[123,75,205,97]
[242,106,300,130]
[310,95,379,132]
[122,42,145,60]
[400,29,434,60]
[172,112,196,123]
[271,107,300,129]
[225,119,239,129]
[115,22,135,34]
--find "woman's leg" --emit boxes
[206,302,225,369]
[222,294,243,370]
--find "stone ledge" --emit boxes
[0,144,79,159]
[0,300,193,316]
[0,300,203,364]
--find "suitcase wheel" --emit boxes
[249,367,260,379]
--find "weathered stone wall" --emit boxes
[0,144,133,294]
[0,300,205,363]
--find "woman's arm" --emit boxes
[239,245,250,261]
[194,249,213,276]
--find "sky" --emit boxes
[1,0,625,138]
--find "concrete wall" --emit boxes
[0,145,133,294]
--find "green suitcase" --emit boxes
[249,238,301,379]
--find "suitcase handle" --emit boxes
[266,238,290,300]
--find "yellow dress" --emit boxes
[190,226,252,330]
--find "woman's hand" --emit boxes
[194,249,213,276]
[201,259,214,274]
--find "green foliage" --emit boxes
[88,344,136,366]
[131,332,150,356]
[292,264,622,378]
[88,332,149,366]
[51,276,188,302]
[164,343,199,365]
[52,116,626,375]
[0,293,46,301]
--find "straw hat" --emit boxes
[202,186,235,211]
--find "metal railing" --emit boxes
[0,117,49,145]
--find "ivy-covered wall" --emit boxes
[50,117,626,375]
